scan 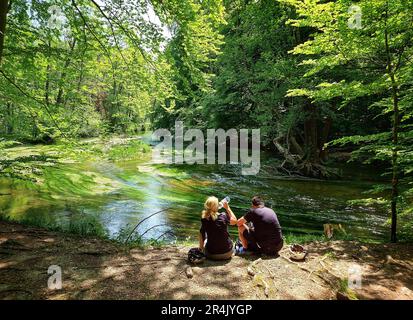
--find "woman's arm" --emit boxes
[223,202,237,225]
[199,232,205,250]
[199,220,206,250]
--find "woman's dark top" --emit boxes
[200,212,233,254]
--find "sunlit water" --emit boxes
[0,144,389,242]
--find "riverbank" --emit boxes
[1,221,412,300]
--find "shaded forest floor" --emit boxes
[1,221,412,300]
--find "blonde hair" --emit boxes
[202,196,219,221]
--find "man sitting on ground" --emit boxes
[237,196,283,256]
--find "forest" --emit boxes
[0,0,412,246]
[1,0,413,302]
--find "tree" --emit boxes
[281,0,413,241]
[150,0,225,129]
[201,0,340,177]
[0,0,10,64]
[0,0,176,140]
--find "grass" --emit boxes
[283,231,388,245]
[0,209,107,239]
[338,278,359,300]
[283,232,359,244]
[1,210,387,251]
[283,233,326,244]
[114,224,192,249]
[107,139,151,161]
[0,136,152,181]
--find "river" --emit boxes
[0,140,389,242]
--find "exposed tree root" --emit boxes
[273,136,339,179]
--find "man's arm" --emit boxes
[238,208,253,227]
[237,216,247,227]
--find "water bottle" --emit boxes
[218,196,230,210]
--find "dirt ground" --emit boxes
[1,221,412,300]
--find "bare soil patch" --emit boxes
[1,221,412,300]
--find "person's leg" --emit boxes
[240,227,259,252]
[261,240,284,256]
[238,224,249,249]
[275,239,284,253]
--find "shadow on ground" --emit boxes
[0,221,412,300]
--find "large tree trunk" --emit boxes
[95,91,108,118]
[319,116,332,162]
[289,135,304,156]
[0,0,9,64]
[304,104,319,161]
[273,101,338,178]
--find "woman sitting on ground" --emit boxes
[199,196,237,260]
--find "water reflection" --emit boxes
[0,156,389,241]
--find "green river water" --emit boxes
[0,140,389,242]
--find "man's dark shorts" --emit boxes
[243,229,283,255]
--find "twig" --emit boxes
[137,223,169,239]
[263,264,275,279]
[124,208,169,243]
[89,0,128,64]
[319,260,327,269]
[156,230,177,242]
[72,0,114,67]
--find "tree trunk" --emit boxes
[273,136,299,167]
[319,116,332,162]
[303,103,319,163]
[6,101,13,134]
[289,136,304,156]
[390,80,399,243]
[0,0,9,64]
[56,39,77,105]
[95,91,108,118]
[45,64,51,106]
[384,15,400,243]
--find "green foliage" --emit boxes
[0,0,176,141]
[151,0,225,128]
[1,0,412,241]
[280,0,413,240]
[200,0,303,144]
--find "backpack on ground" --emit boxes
[187,247,206,264]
